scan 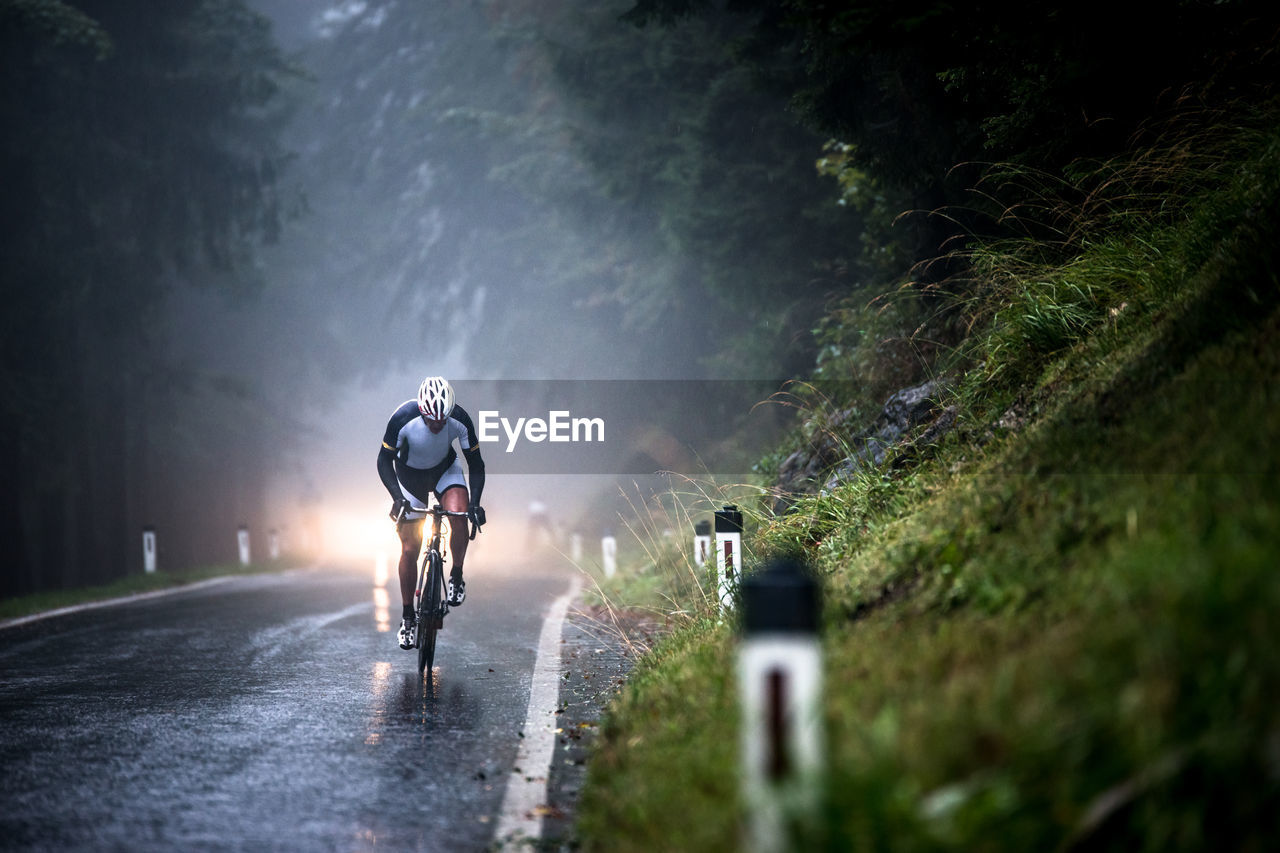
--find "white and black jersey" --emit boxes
[378,401,485,515]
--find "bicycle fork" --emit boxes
[417,547,446,623]
[416,527,450,607]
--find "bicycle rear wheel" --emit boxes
[417,552,443,675]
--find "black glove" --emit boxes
[390,497,412,522]
[468,504,487,530]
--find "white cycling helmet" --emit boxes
[417,376,455,420]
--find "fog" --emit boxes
[1,0,843,595]
[221,0,776,560]
[12,0,1231,595]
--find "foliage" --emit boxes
[0,0,111,56]
[461,0,871,376]
[814,140,916,285]
[0,0,294,595]
[577,617,740,851]
[575,113,1280,848]
[954,113,1280,391]
[623,0,1280,200]
[578,476,769,624]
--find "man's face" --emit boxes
[424,416,446,434]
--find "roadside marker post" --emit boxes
[694,519,711,567]
[601,531,617,578]
[739,555,824,852]
[715,505,743,611]
[570,532,583,562]
[237,525,251,567]
[269,528,280,561]
[142,527,157,574]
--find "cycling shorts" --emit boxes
[400,458,468,521]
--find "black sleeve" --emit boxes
[451,405,486,506]
[462,445,485,506]
[377,445,404,501]
[378,401,417,502]
[451,404,481,450]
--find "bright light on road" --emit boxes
[320,509,399,564]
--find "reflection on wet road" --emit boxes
[0,561,576,851]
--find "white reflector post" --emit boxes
[570,532,583,562]
[694,519,711,568]
[237,525,251,567]
[268,528,280,561]
[601,532,617,579]
[739,556,823,852]
[142,527,157,574]
[715,505,743,611]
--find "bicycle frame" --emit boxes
[411,505,473,609]
[399,503,474,674]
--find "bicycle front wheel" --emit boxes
[417,552,443,675]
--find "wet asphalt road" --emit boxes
[0,559,587,851]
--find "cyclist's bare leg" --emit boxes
[397,519,423,609]
[440,485,469,574]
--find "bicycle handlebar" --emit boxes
[393,503,479,540]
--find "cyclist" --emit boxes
[378,376,486,650]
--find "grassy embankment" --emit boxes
[573,117,1280,850]
[0,557,310,623]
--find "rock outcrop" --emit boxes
[774,378,956,511]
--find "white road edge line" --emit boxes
[495,574,583,849]
[0,577,238,631]
[0,566,319,632]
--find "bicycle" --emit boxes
[396,503,477,675]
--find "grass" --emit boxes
[575,477,773,623]
[0,557,310,622]
[572,116,1280,850]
